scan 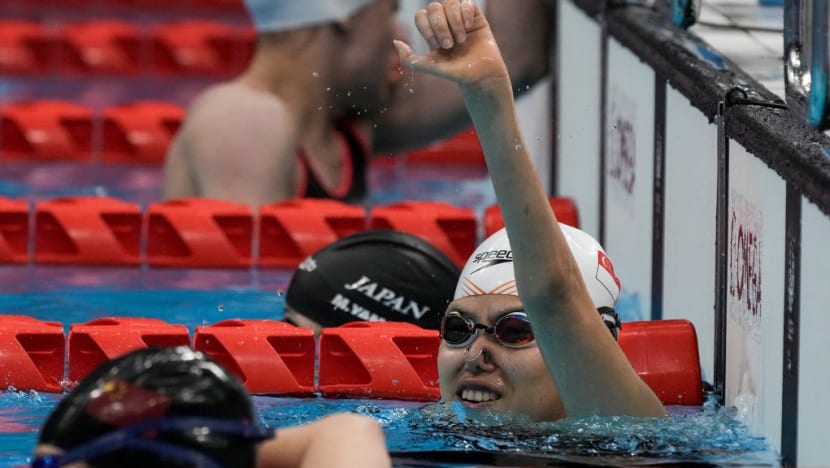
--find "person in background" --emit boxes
[162,0,553,208]
[284,229,460,333]
[31,346,391,468]
[395,1,666,421]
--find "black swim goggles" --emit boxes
[30,416,274,468]
[440,311,535,348]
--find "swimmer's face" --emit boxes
[334,0,401,116]
[437,294,565,421]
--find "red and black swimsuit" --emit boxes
[295,122,369,204]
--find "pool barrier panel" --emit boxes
[559,2,830,464]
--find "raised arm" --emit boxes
[373,0,552,154]
[395,1,664,418]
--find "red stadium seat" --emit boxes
[258,199,367,268]
[619,319,703,406]
[0,197,29,264]
[60,20,145,74]
[194,320,316,395]
[150,20,253,75]
[404,128,485,166]
[318,322,440,401]
[0,315,65,392]
[0,100,94,161]
[369,201,476,268]
[68,317,190,382]
[101,101,185,163]
[34,197,143,265]
[483,196,580,237]
[146,198,254,268]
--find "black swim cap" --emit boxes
[38,346,260,468]
[285,229,460,329]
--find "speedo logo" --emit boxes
[470,249,512,274]
[472,249,513,263]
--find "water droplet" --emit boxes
[317,106,323,111]
[217,304,224,312]
[347,91,352,97]
[408,88,414,94]
[312,72,319,78]
[326,87,331,92]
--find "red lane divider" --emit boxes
[34,197,142,265]
[150,20,252,76]
[146,198,254,268]
[0,100,94,161]
[194,320,315,395]
[0,315,65,392]
[483,196,581,237]
[101,101,185,164]
[369,201,476,268]
[619,319,703,406]
[0,317,703,404]
[258,199,367,268]
[0,20,52,75]
[61,20,144,74]
[318,322,441,401]
[0,197,30,264]
[404,128,485,167]
[68,317,190,383]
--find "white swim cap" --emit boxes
[244,0,378,32]
[454,225,621,311]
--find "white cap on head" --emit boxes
[244,0,377,33]
[454,225,621,311]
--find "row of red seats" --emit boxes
[0,100,487,165]
[1,100,182,163]
[0,196,579,268]
[0,315,703,405]
[0,19,253,76]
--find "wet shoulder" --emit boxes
[187,81,287,118]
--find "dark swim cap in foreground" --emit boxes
[37,346,271,468]
[286,229,461,329]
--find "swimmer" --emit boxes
[284,229,459,333]
[395,2,666,420]
[32,346,391,468]
[163,0,553,208]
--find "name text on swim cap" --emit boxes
[330,293,387,322]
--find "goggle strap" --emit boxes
[37,417,273,468]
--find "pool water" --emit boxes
[0,162,780,467]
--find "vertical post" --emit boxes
[651,75,666,321]
[712,100,728,402]
[598,2,609,245]
[549,0,560,196]
[781,185,801,468]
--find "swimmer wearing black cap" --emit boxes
[284,229,460,333]
[32,346,391,468]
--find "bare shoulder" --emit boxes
[185,81,292,127]
[176,81,299,158]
